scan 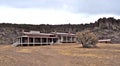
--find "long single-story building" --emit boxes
[52,32,76,43]
[12,31,76,47]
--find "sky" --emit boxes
[0,0,120,25]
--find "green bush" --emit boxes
[76,30,98,48]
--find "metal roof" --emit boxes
[54,32,75,36]
[23,32,54,36]
[98,39,111,42]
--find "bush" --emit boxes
[76,30,98,48]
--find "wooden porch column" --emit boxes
[71,37,72,42]
[18,38,20,46]
[27,37,29,46]
[33,37,35,46]
[46,38,48,45]
[60,36,62,43]
[40,37,42,45]
[66,36,67,43]
[51,38,54,45]
[74,37,76,42]
[39,38,41,45]
[21,37,23,46]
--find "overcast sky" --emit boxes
[0,0,120,24]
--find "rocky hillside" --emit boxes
[92,17,120,43]
[0,17,120,44]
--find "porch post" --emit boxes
[61,36,62,43]
[66,36,67,43]
[28,37,29,46]
[46,38,48,45]
[21,37,23,46]
[71,36,72,42]
[41,37,42,45]
[33,37,35,46]
[51,38,54,45]
[18,38,20,46]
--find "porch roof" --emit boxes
[19,35,57,38]
[54,32,75,36]
[23,32,54,36]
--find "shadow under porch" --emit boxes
[18,37,58,46]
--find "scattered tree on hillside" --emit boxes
[76,30,98,48]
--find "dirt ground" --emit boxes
[0,43,120,66]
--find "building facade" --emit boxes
[12,31,76,47]
[53,32,76,43]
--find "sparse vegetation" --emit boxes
[0,17,120,44]
[76,30,98,48]
[0,43,120,66]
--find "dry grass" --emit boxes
[54,43,120,58]
[0,43,120,66]
[48,43,120,66]
[16,49,33,53]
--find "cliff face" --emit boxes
[0,17,120,44]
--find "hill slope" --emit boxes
[0,17,120,44]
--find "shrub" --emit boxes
[76,30,98,48]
